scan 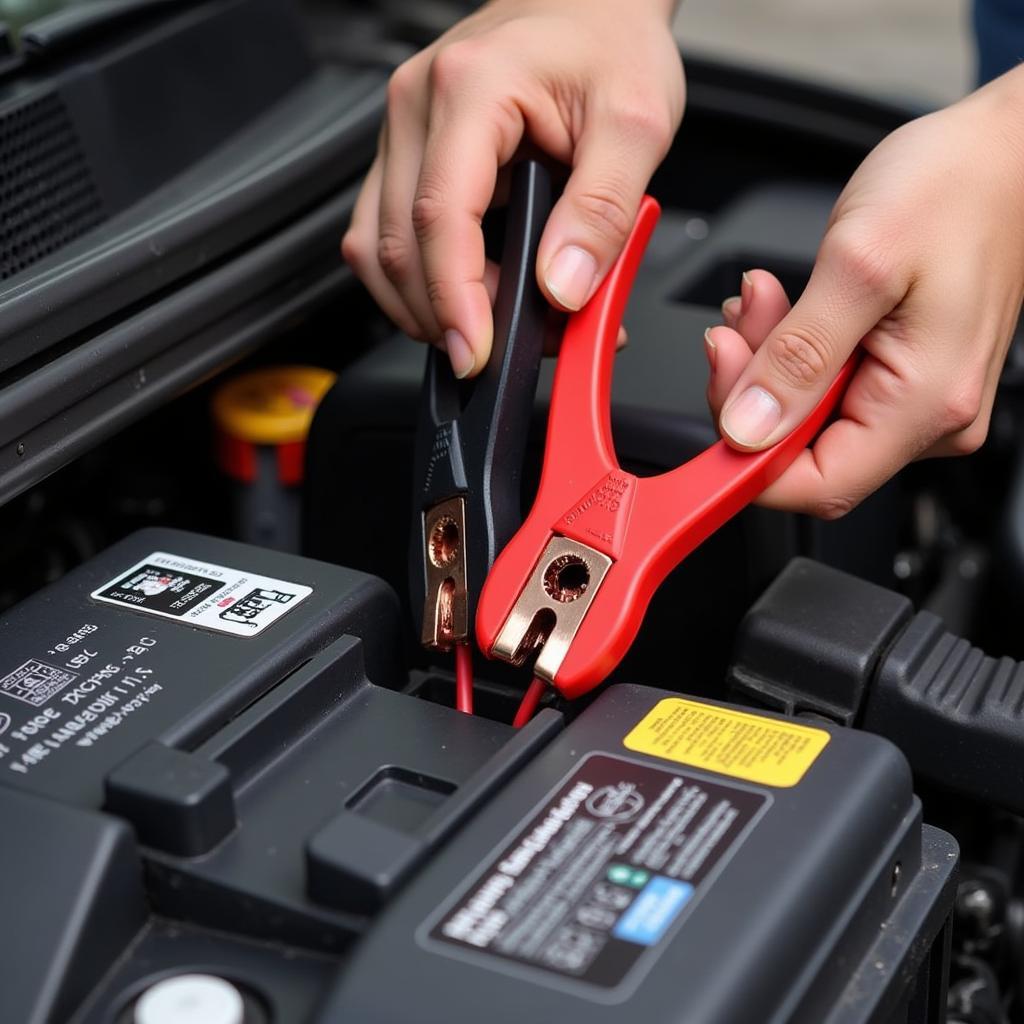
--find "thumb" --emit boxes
[719,230,903,450]
[537,104,673,311]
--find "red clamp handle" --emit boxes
[477,196,857,698]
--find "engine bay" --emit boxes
[2,2,1024,1023]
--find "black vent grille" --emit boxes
[0,92,104,281]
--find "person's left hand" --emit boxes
[704,68,1024,518]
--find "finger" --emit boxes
[719,227,907,451]
[705,325,754,419]
[536,98,673,312]
[757,422,888,518]
[733,269,791,349]
[920,350,999,458]
[377,70,442,341]
[483,258,500,307]
[414,53,526,377]
[710,273,791,420]
[342,156,425,340]
[721,295,741,329]
[756,353,937,517]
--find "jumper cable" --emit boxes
[477,195,857,716]
[411,160,551,714]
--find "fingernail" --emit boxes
[721,295,741,323]
[721,386,781,447]
[445,329,475,379]
[740,271,754,314]
[703,327,717,370]
[545,246,598,311]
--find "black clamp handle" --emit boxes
[410,160,552,649]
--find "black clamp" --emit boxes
[410,160,551,650]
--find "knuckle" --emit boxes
[823,225,899,302]
[376,228,414,283]
[574,183,634,247]
[424,275,455,308]
[766,328,834,390]
[939,385,983,434]
[429,39,485,94]
[609,100,674,152]
[809,493,857,521]
[340,229,365,271]
[386,59,420,107]
[948,427,987,457]
[411,181,446,240]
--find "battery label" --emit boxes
[624,698,830,787]
[91,551,311,638]
[426,753,768,995]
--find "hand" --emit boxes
[342,0,683,377]
[706,67,1024,518]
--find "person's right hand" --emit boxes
[341,0,684,378]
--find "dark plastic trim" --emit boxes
[0,184,361,506]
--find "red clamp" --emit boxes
[476,195,857,700]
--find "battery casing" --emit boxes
[0,527,402,809]
[323,685,956,1024]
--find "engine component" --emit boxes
[213,366,336,552]
[0,0,386,509]
[728,557,1024,815]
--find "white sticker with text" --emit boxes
[90,551,312,638]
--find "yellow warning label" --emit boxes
[623,698,830,788]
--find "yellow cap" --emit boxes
[212,366,337,445]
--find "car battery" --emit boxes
[0,528,560,1024]
[325,686,957,1024]
[0,527,404,810]
[0,530,956,1024]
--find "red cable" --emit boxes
[513,677,547,728]
[455,642,474,715]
